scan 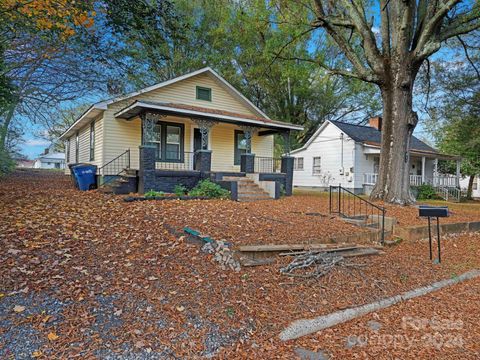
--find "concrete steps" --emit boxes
[222,175,273,202]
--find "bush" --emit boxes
[188,179,230,199]
[416,184,438,200]
[174,184,188,197]
[144,189,165,198]
[0,149,15,177]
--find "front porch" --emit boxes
[114,101,301,199]
[362,150,461,189]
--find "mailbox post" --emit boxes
[419,206,449,263]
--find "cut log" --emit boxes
[279,269,480,341]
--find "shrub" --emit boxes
[188,179,230,199]
[0,149,15,177]
[416,184,437,200]
[174,184,188,197]
[144,189,165,198]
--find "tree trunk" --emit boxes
[370,65,418,205]
[467,174,475,200]
[0,105,15,152]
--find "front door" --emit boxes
[194,128,202,152]
[193,128,204,169]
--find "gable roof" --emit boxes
[59,67,273,140]
[329,121,438,153]
[291,120,439,155]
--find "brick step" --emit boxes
[222,176,249,181]
[238,197,272,202]
[238,191,270,197]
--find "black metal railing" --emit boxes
[97,149,130,184]
[156,151,194,171]
[254,156,282,173]
[329,185,386,244]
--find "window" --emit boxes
[196,86,212,101]
[234,130,247,165]
[55,163,60,169]
[166,125,181,160]
[294,157,304,171]
[89,122,95,161]
[474,180,478,190]
[144,121,184,162]
[66,140,70,163]
[312,157,321,175]
[75,132,79,163]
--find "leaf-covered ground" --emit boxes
[1,170,479,359]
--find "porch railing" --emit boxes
[155,151,194,171]
[329,185,386,244]
[254,156,282,173]
[363,173,457,187]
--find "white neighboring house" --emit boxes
[290,117,461,194]
[34,152,66,170]
[460,176,480,199]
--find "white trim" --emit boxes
[59,67,278,141]
[290,120,349,154]
[101,67,269,119]
[115,101,304,131]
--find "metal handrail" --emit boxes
[98,149,130,174]
[329,184,386,244]
[97,149,131,186]
[254,156,282,173]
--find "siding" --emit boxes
[210,123,273,172]
[102,72,271,169]
[292,122,356,188]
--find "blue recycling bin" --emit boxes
[71,164,97,191]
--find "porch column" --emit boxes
[192,118,217,173]
[194,150,212,173]
[141,112,165,145]
[433,158,439,186]
[281,155,294,196]
[456,159,461,187]
[240,153,255,173]
[421,156,426,184]
[192,118,217,150]
[138,145,156,194]
[282,130,291,154]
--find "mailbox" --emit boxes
[418,205,449,263]
[419,206,449,218]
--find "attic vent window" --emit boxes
[196,86,211,101]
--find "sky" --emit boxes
[18,7,462,160]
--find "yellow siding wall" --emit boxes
[64,117,103,174]
[102,72,266,168]
[73,72,274,171]
[210,123,274,172]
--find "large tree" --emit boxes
[425,56,480,198]
[292,1,480,204]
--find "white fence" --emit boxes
[363,173,458,187]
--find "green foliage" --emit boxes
[144,189,165,198]
[174,184,188,197]
[416,184,438,200]
[188,180,230,199]
[0,148,15,177]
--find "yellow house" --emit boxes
[59,67,303,200]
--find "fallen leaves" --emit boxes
[13,305,26,313]
[47,332,59,341]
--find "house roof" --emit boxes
[59,67,285,140]
[115,100,304,131]
[37,152,65,161]
[329,120,437,153]
[291,120,459,160]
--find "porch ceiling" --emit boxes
[114,100,303,132]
